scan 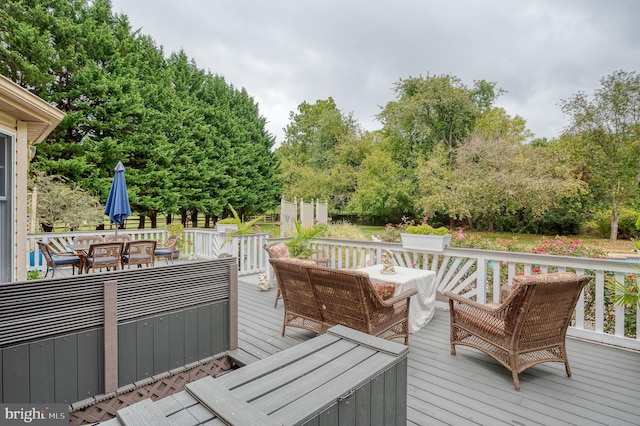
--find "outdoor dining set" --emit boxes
[37,234,179,278]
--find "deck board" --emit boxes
[236,274,640,426]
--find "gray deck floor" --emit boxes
[235,274,640,426]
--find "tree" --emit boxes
[417,135,586,232]
[377,74,503,167]
[279,98,359,170]
[560,70,640,241]
[29,171,104,231]
[350,145,414,224]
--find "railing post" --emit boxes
[103,279,118,394]
[228,263,238,350]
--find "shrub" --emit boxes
[324,221,367,240]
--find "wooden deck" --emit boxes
[235,274,640,426]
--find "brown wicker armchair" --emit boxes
[444,272,592,390]
[264,242,329,308]
[305,264,418,345]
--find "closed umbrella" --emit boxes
[104,161,131,237]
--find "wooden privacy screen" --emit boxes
[0,258,238,407]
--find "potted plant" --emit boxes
[216,217,239,233]
[166,222,184,259]
[607,265,640,311]
[286,220,326,259]
[226,204,263,234]
[401,217,451,252]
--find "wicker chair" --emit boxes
[122,240,156,269]
[84,242,124,273]
[154,235,179,264]
[444,272,592,390]
[305,264,418,345]
[269,258,326,336]
[264,242,329,308]
[37,241,83,278]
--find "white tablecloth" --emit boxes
[357,264,437,333]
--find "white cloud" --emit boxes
[111,0,640,144]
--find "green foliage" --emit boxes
[286,221,326,258]
[166,222,184,250]
[593,208,640,239]
[608,272,640,309]
[404,224,450,236]
[27,270,43,280]
[29,171,104,231]
[560,70,640,241]
[217,218,236,224]
[228,204,263,234]
[2,0,281,228]
[323,221,367,241]
[377,73,502,166]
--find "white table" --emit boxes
[358,264,437,333]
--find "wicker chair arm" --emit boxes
[381,288,418,306]
[444,291,502,314]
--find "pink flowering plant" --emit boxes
[531,236,608,258]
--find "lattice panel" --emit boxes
[69,355,233,425]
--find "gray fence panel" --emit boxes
[77,329,103,399]
[118,322,137,385]
[198,305,212,359]
[54,334,78,404]
[212,301,228,354]
[184,308,198,364]
[0,348,2,401]
[153,314,170,375]
[2,343,29,402]
[30,338,55,403]
[169,311,185,368]
[136,319,154,381]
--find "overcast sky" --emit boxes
[110,0,639,145]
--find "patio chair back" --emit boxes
[155,234,179,264]
[122,240,156,269]
[84,242,124,273]
[306,265,414,344]
[73,235,104,246]
[37,241,83,278]
[104,233,131,242]
[269,258,326,336]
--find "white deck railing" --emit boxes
[27,230,639,350]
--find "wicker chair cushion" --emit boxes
[503,272,578,301]
[373,282,396,300]
[265,242,290,259]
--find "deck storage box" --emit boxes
[108,325,408,425]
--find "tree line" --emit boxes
[2,1,638,240]
[2,0,281,229]
[276,73,640,241]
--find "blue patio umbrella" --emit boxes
[104,161,131,237]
